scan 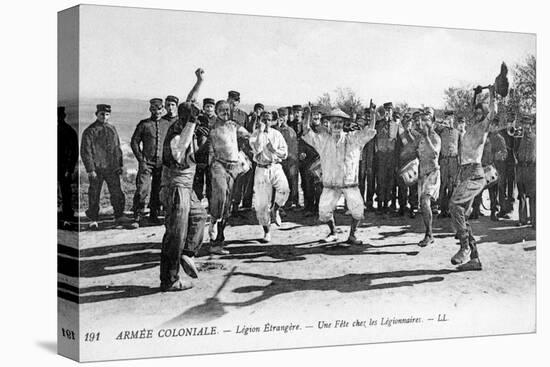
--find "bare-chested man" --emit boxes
[208,100,250,255]
[449,85,498,271]
[416,112,441,247]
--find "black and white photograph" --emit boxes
[7,2,550,366]
[53,4,540,362]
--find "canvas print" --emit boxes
[57,5,536,362]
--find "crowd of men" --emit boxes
[58,68,536,292]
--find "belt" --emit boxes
[440,155,458,159]
[215,158,239,168]
[460,162,482,168]
[257,162,278,169]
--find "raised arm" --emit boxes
[249,121,268,154]
[185,68,205,103]
[301,106,326,150]
[170,104,200,164]
[483,85,498,131]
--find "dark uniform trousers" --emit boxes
[86,168,125,221]
[282,158,299,206]
[517,162,536,225]
[504,162,516,211]
[133,162,163,217]
[493,160,507,213]
[58,173,74,220]
[359,143,376,206]
[193,163,212,202]
[376,150,396,208]
[160,186,207,287]
[439,156,459,214]
[298,138,319,212]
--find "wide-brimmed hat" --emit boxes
[327,108,350,120]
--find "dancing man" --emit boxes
[416,111,441,247]
[249,111,289,242]
[302,106,376,246]
[449,85,498,271]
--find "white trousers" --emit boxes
[318,186,365,222]
[253,164,289,226]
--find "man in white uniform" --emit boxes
[249,111,290,242]
[302,106,377,246]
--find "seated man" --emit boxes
[302,106,377,246]
[249,111,290,242]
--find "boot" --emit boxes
[451,235,471,265]
[458,241,482,271]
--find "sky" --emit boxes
[74,5,536,108]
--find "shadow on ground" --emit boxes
[166,267,467,324]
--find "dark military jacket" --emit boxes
[275,123,299,161]
[499,129,519,165]
[288,118,303,138]
[80,120,123,173]
[58,121,78,174]
[194,113,216,165]
[162,114,179,126]
[131,116,172,166]
[375,119,396,153]
[231,108,249,129]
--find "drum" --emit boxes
[483,164,499,188]
[399,158,419,186]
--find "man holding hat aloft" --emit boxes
[449,85,499,271]
[302,106,377,245]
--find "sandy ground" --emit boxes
[57,196,536,360]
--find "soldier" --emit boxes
[249,111,289,242]
[498,114,519,218]
[275,106,299,209]
[288,105,303,136]
[159,100,208,292]
[130,98,172,227]
[470,120,507,221]
[516,115,536,228]
[163,95,179,125]
[416,112,441,246]
[374,102,397,215]
[209,100,250,255]
[80,104,129,230]
[395,112,421,217]
[192,97,216,202]
[57,106,78,226]
[298,108,320,216]
[302,106,376,245]
[228,90,252,215]
[359,107,377,211]
[449,86,498,271]
[436,110,461,218]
